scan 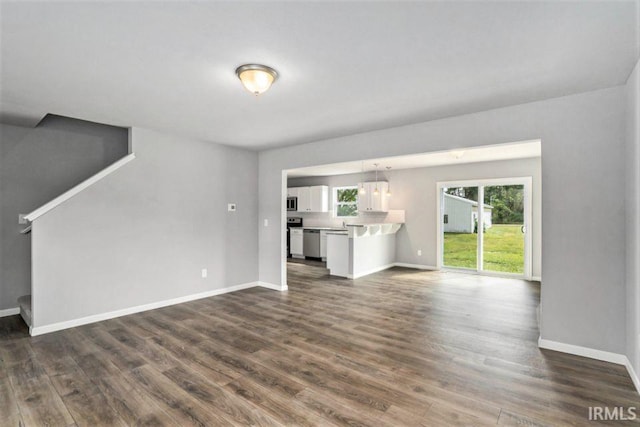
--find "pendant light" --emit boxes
[373,163,380,196]
[386,166,392,197]
[236,64,278,95]
[359,161,366,195]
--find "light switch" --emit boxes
[264,219,269,227]
[228,203,236,212]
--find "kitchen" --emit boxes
[286,170,405,279]
[284,144,542,283]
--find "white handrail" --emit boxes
[24,153,136,222]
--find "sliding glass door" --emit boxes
[438,178,531,278]
[442,186,479,270]
[482,184,525,274]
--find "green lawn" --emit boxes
[444,224,524,273]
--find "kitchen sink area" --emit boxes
[288,218,348,263]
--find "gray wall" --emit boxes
[626,59,640,377]
[31,127,258,328]
[289,157,541,277]
[261,86,627,355]
[0,115,128,310]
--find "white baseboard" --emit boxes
[538,336,639,395]
[538,337,627,364]
[0,307,20,318]
[30,280,282,336]
[626,358,640,395]
[350,263,396,279]
[393,262,438,270]
[258,281,288,291]
[531,276,542,282]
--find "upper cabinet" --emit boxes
[309,186,329,212]
[358,182,389,212]
[288,185,329,212]
[297,187,311,211]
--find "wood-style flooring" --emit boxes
[1,261,638,426]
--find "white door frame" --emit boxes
[436,177,533,280]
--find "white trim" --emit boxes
[349,263,396,279]
[24,153,136,222]
[258,281,288,291]
[442,266,530,280]
[281,170,288,290]
[29,280,280,336]
[538,337,627,365]
[625,358,640,395]
[0,307,20,317]
[393,262,438,270]
[478,185,485,272]
[531,276,542,282]
[538,337,640,395]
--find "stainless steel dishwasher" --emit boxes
[303,229,321,258]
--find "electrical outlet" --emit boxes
[228,203,236,212]
[264,219,269,227]
[417,249,422,256]
[201,268,207,278]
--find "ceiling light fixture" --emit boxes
[450,149,465,159]
[359,161,367,195]
[385,166,392,197]
[235,64,278,95]
[373,163,380,196]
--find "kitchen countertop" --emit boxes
[301,226,348,231]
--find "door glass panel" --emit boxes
[482,185,525,274]
[442,186,478,269]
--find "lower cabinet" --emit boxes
[291,228,304,257]
[320,230,328,260]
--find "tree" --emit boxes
[446,185,524,224]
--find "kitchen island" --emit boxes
[326,223,402,279]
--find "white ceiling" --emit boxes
[287,140,541,178]
[1,2,638,149]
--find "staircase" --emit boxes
[18,295,32,327]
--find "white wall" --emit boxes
[0,116,128,311]
[626,59,640,380]
[289,157,541,276]
[31,127,258,329]
[262,86,626,355]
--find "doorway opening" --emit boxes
[437,177,532,279]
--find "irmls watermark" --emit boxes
[589,406,637,421]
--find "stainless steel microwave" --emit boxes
[287,197,298,211]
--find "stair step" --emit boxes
[17,295,31,327]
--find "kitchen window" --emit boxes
[334,186,358,217]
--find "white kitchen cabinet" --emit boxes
[357,182,389,212]
[320,230,328,260]
[309,186,329,212]
[290,228,304,257]
[287,187,299,198]
[293,185,329,212]
[297,187,310,211]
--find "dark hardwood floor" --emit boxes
[1,262,638,426]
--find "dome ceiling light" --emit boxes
[450,149,466,159]
[235,64,278,96]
